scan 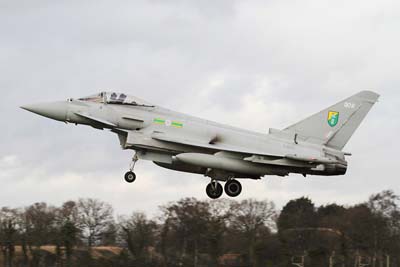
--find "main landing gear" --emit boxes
[124,153,138,183]
[206,181,223,199]
[224,179,242,197]
[206,179,242,199]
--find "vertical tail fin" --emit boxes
[284,91,380,150]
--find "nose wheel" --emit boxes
[124,153,138,183]
[124,171,136,183]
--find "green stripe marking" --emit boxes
[153,118,184,128]
[153,118,165,124]
[172,122,183,128]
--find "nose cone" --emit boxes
[21,101,68,121]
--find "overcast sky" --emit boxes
[1,0,399,216]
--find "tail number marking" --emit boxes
[344,102,356,109]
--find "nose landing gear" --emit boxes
[124,153,138,183]
[124,171,136,183]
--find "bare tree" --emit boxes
[0,207,20,267]
[207,199,232,267]
[160,198,211,267]
[77,198,114,247]
[54,201,81,267]
[57,201,80,224]
[119,212,156,263]
[22,202,57,267]
[368,190,400,230]
[367,190,400,267]
[229,199,277,267]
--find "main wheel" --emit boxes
[206,182,223,199]
[224,179,242,197]
[124,171,136,183]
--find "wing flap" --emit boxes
[285,154,344,164]
[244,153,342,167]
[244,155,312,168]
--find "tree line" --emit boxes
[0,190,399,267]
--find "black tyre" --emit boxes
[224,179,242,197]
[124,171,136,183]
[206,182,223,199]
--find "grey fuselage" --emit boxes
[46,98,347,180]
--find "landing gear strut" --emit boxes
[206,180,223,199]
[124,153,138,183]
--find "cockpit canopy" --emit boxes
[78,92,153,107]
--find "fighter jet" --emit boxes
[21,90,379,199]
